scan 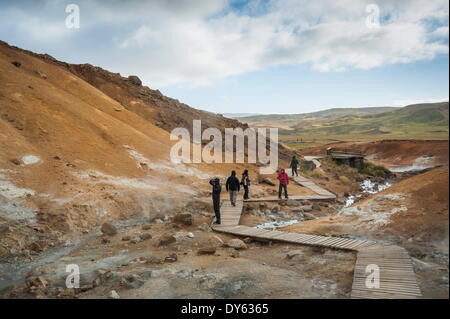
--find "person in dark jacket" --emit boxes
[290,155,299,177]
[241,169,251,200]
[209,178,222,224]
[226,170,240,206]
[277,168,289,199]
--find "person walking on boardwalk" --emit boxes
[226,170,240,206]
[277,168,289,199]
[209,178,222,224]
[290,155,299,177]
[241,169,251,200]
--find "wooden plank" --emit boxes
[352,286,422,297]
[351,289,419,299]
[333,240,361,249]
[353,281,420,290]
[272,233,304,242]
[353,276,419,284]
[317,237,347,247]
[352,280,421,289]
[213,191,421,299]
[326,238,354,247]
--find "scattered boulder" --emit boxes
[209,235,224,246]
[312,203,322,211]
[158,234,176,246]
[145,256,163,264]
[303,213,317,220]
[271,205,279,214]
[141,224,152,230]
[174,232,194,241]
[128,75,142,86]
[165,253,178,263]
[150,214,165,223]
[243,237,253,244]
[121,274,143,289]
[285,200,301,207]
[28,241,46,252]
[230,249,240,258]
[291,207,303,213]
[286,250,304,259]
[11,61,21,68]
[130,237,140,244]
[139,233,152,241]
[226,239,247,250]
[197,223,212,232]
[301,205,313,212]
[197,246,217,255]
[122,236,131,241]
[101,222,117,236]
[173,213,193,226]
[26,276,48,289]
[10,159,20,165]
[92,276,102,288]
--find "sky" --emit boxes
[0,0,448,114]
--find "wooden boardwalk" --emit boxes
[244,175,336,202]
[212,175,421,299]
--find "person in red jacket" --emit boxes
[277,168,289,199]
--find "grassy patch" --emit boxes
[359,162,392,178]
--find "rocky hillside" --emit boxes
[0,40,290,249]
[0,40,245,135]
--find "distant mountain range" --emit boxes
[222,113,262,118]
[236,102,449,141]
[235,107,400,128]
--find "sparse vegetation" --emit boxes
[245,102,449,151]
[359,161,392,178]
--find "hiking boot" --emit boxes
[214,221,221,225]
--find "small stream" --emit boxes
[254,219,300,230]
[0,215,148,291]
[344,179,393,207]
[0,232,97,291]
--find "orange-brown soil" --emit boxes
[300,140,449,168]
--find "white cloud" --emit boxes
[111,0,449,86]
[1,0,448,87]
[392,97,449,106]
